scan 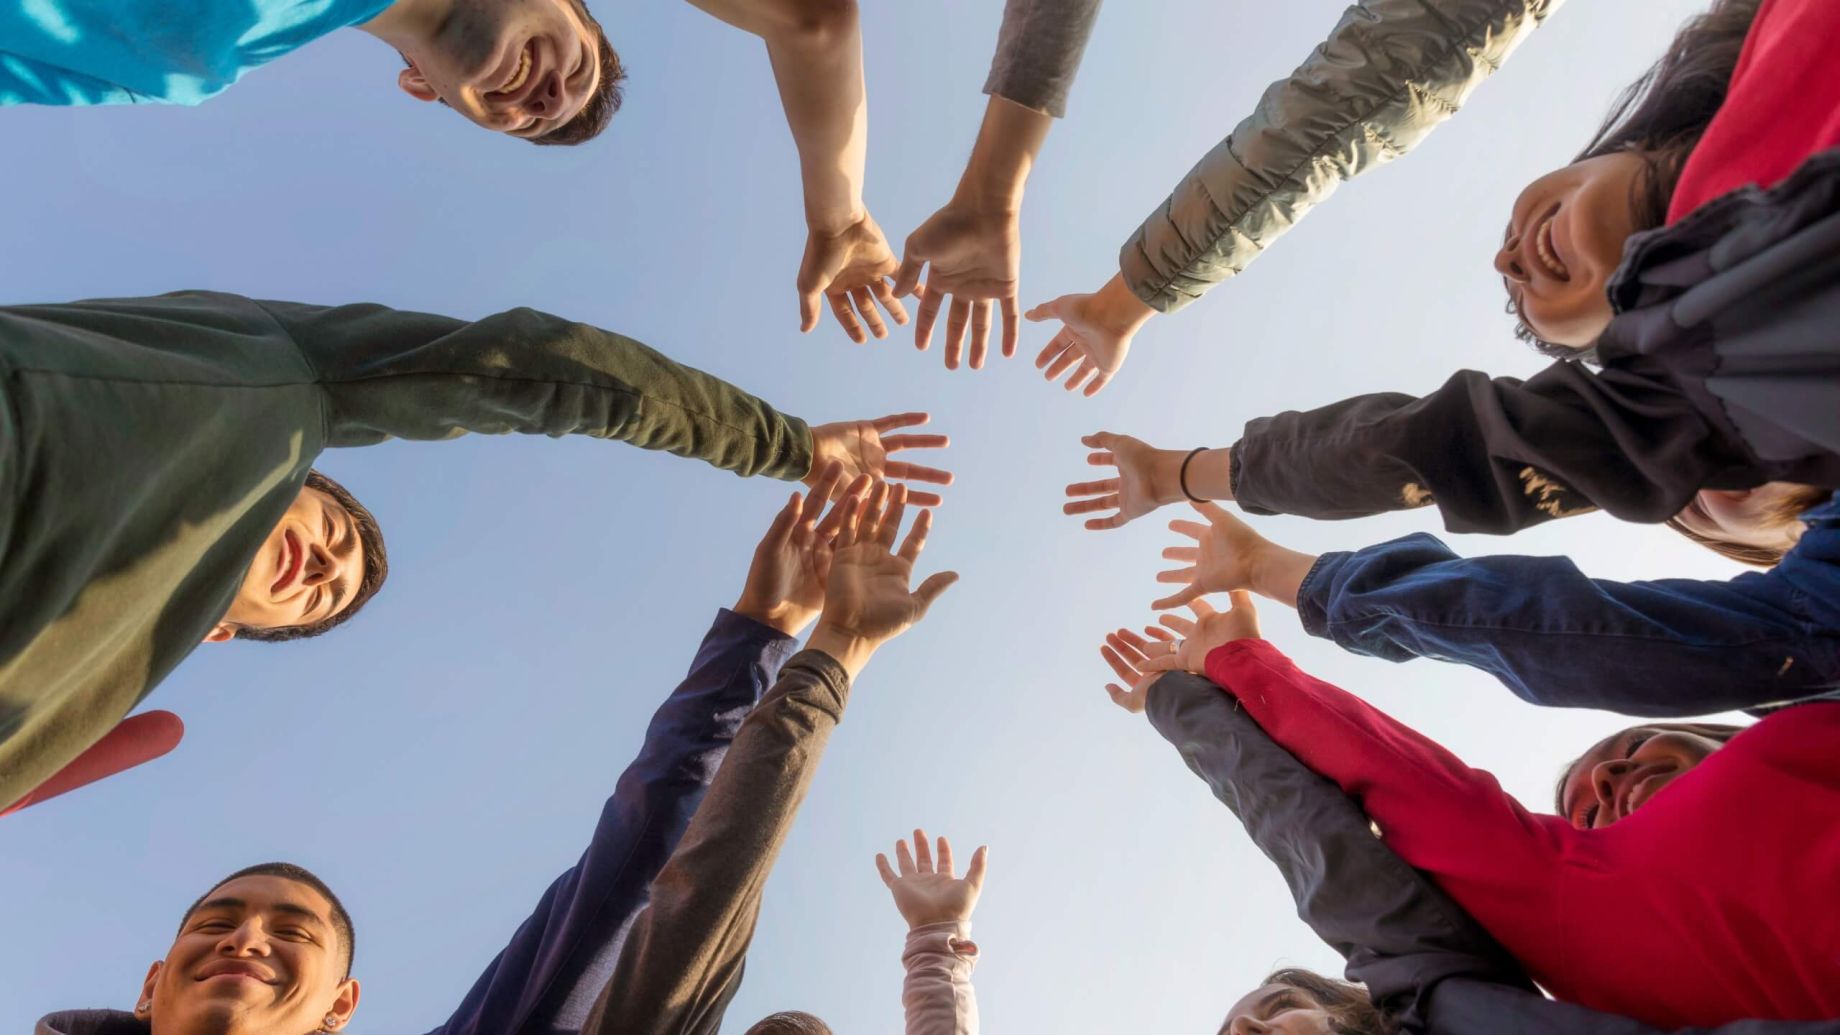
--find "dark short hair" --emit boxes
[1232,968,1398,1035]
[532,0,626,147]
[1509,0,1761,355]
[745,1012,833,1035]
[179,862,356,980]
[240,469,389,644]
[1663,484,1833,568]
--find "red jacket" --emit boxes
[1204,639,1840,1028]
[1668,0,1840,222]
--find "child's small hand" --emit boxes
[875,830,989,930]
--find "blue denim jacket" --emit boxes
[1298,496,1840,717]
[422,609,795,1035]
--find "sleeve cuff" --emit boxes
[711,608,800,663]
[904,921,978,963]
[1295,552,1346,638]
[1204,638,1284,690]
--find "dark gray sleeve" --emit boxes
[1143,671,1534,1028]
[981,0,1101,117]
[577,650,852,1035]
[1429,980,1840,1035]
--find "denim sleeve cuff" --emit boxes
[1296,552,1350,639]
[710,608,800,671]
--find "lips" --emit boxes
[197,960,276,984]
[490,39,538,103]
[270,529,303,595]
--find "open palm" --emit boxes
[876,830,989,929]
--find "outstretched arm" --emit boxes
[877,830,989,1035]
[894,0,1101,369]
[420,609,798,1035]
[685,0,904,342]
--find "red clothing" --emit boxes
[1668,0,1840,223]
[0,711,182,817]
[1203,639,1840,1028]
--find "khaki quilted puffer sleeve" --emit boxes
[1121,0,1559,313]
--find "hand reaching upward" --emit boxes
[807,413,952,507]
[799,211,909,344]
[1027,274,1156,397]
[806,482,958,678]
[734,462,871,636]
[1151,502,1320,611]
[876,829,989,930]
[1099,592,1263,712]
[894,204,1021,371]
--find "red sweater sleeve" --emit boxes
[1667,0,1840,222]
[1202,640,1571,930]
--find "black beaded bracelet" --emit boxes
[1179,447,1209,504]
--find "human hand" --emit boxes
[1099,592,1262,711]
[1026,273,1156,397]
[875,829,989,929]
[1064,432,1191,531]
[735,462,872,636]
[799,211,908,344]
[806,412,952,507]
[807,483,958,677]
[1150,502,1275,610]
[892,202,1021,371]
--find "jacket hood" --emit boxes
[35,1010,149,1035]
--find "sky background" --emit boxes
[2,0,1727,1030]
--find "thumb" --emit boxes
[1150,583,1205,611]
[911,570,960,614]
[964,845,990,891]
[1191,499,1233,523]
[892,248,925,298]
[1024,295,1071,323]
[1227,589,1257,612]
[1141,655,1181,672]
[798,286,822,333]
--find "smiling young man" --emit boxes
[36,475,873,1035]
[0,289,952,813]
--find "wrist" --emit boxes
[1149,449,1191,506]
[733,599,820,638]
[1183,447,1235,502]
[953,96,1050,213]
[806,623,879,680]
[1095,274,1157,334]
[1249,544,1318,607]
[805,202,868,237]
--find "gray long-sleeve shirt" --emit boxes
[982,0,1101,118]
[0,292,813,808]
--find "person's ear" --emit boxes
[397,63,439,102]
[137,960,162,1018]
[203,622,237,644]
[324,978,361,1030]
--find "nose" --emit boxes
[301,540,336,586]
[1590,758,1635,821]
[1226,1018,1271,1035]
[521,70,569,120]
[217,919,272,957]
[1495,237,1530,283]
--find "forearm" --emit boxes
[1120,0,1553,312]
[760,1,869,231]
[1144,672,1534,1021]
[1300,537,1840,716]
[262,300,814,480]
[579,651,851,1035]
[981,0,1101,118]
[952,96,1053,216]
[901,922,980,1035]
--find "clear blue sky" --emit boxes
[2,0,1723,1030]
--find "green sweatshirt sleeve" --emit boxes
[257,300,815,481]
[1121,0,1556,313]
[579,650,852,1035]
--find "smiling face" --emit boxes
[396,0,602,138]
[1218,984,1338,1035]
[141,876,358,1035]
[1497,151,1651,348]
[210,486,366,642]
[1559,727,1729,830]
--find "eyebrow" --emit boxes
[193,897,329,928]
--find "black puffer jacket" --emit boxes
[1146,671,1840,1034]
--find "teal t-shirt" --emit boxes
[0,0,393,105]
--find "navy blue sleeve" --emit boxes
[1297,498,1840,717]
[420,609,798,1035]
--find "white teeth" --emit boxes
[500,47,531,95]
[1535,217,1568,279]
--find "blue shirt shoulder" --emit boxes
[0,0,393,105]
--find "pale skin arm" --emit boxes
[683,0,904,343]
[893,96,1053,371]
[1152,502,1318,612]
[1026,273,1156,396]
[1063,432,1232,530]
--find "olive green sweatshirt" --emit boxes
[0,291,813,807]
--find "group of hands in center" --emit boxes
[799,199,1157,397]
